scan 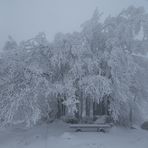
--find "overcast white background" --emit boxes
[0,0,148,49]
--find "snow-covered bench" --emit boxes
[70,124,112,133]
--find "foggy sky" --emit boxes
[0,0,148,49]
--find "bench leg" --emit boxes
[97,128,106,133]
[100,128,106,133]
[75,129,82,132]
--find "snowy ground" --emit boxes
[0,121,148,148]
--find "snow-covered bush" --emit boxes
[141,121,148,130]
[61,115,79,124]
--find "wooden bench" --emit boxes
[70,124,112,133]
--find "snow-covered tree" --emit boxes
[0,6,148,127]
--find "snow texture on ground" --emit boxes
[0,121,148,148]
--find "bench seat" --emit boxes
[70,124,112,132]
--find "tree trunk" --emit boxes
[129,106,133,127]
[82,98,86,118]
[90,99,93,118]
